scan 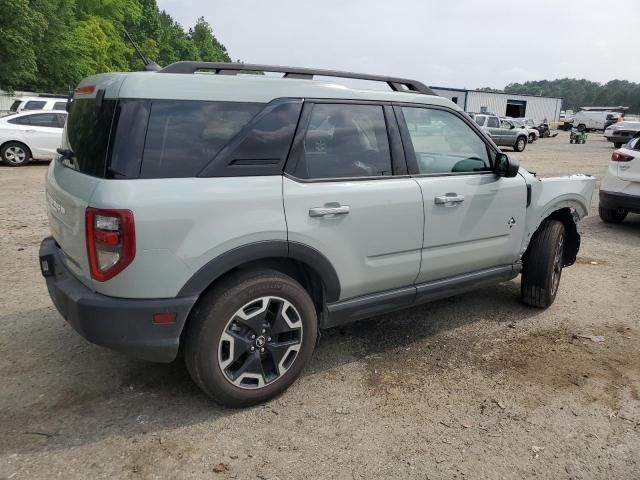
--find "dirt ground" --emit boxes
[1,132,638,480]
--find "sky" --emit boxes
[156,0,639,90]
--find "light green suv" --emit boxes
[39,62,595,407]
[471,113,529,152]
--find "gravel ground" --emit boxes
[1,132,638,480]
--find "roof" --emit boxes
[429,86,562,101]
[81,71,460,110]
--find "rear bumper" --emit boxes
[39,237,197,363]
[600,190,640,214]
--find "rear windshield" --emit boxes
[63,98,266,178]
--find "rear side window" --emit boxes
[23,101,46,110]
[10,100,21,112]
[53,101,67,110]
[25,113,61,128]
[65,98,117,177]
[487,116,500,128]
[8,116,31,125]
[294,103,392,179]
[140,101,263,178]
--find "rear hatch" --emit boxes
[616,137,640,183]
[46,74,125,287]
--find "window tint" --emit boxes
[296,103,391,179]
[200,101,302,176]
[65,98,117,177]
[23,101,46,110]
[140,100,263,178]
[474,115,486,126]
[109,100,151,178]
[54,101,67,110]
[401,107,491,174]
[25,113,61,128]
[487,116,500,128]
[8,116,31,125]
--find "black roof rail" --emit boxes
[159,62,435,95]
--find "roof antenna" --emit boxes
[123,28,161,72]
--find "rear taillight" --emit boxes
[86,208,135,281]
[611,151,634,162]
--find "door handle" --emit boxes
[309,205,350,217]
[434,194,465,206]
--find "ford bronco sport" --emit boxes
[40,62,595,407]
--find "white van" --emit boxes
[10,97,68,113]
[570,110,616,132]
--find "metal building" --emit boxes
[430,86,563,121]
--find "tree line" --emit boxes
[481,79,640,113]
[0,0,231,93]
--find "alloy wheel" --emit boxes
[218,296,303,389]
[551,235,564,295]
[4,146,26,165]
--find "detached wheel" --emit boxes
[514,136,527,152]
[599,206,627,224]
[184,269,317,407]
[1,142,31,166]
[521,219,565,308]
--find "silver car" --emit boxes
[39,63,595,407]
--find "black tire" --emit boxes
[577,124,586,132]
[599,206,627,224]
[521,219,566,308]
[1,141,31,166]
[614,142,623,148]
[514,136,527,152]
[542,129,551,138]
[184,269,318,407]
[528,133,535,143]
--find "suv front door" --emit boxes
[283,102,423,302]
[396,105,527,284]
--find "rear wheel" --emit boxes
[599,206,627,224]
[184,269,318,407]
[577,124,587,132]
[514,136,527,152]
[1,142,31,166]
[528,133,535,143]
[521,219,565,308]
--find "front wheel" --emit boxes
[521,219,565,308]
[184,269,318,407]
[528,133,535,143]
[514,137,527,152]
[1,142,31,166]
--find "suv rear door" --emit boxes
[283,101,423,302]
[396,105,527,284]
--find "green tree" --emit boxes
[189,16,231,62]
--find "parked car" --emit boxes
[39,63,595,407]
[0,110,67,166]
[506,118,539,143]
[599,133,640,223]
[470,113,529,151]
[518,118,551,137]
[604,121,640,148]
[9,96,68,114]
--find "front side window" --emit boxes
[501,120,512,129]
[295,103,391,179]
[23,101,46,110]
[487,116,500,128]
[401,107,491,174]
[474,115,486,126]
[140,100,263,178]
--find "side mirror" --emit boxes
[495,152,519,178]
